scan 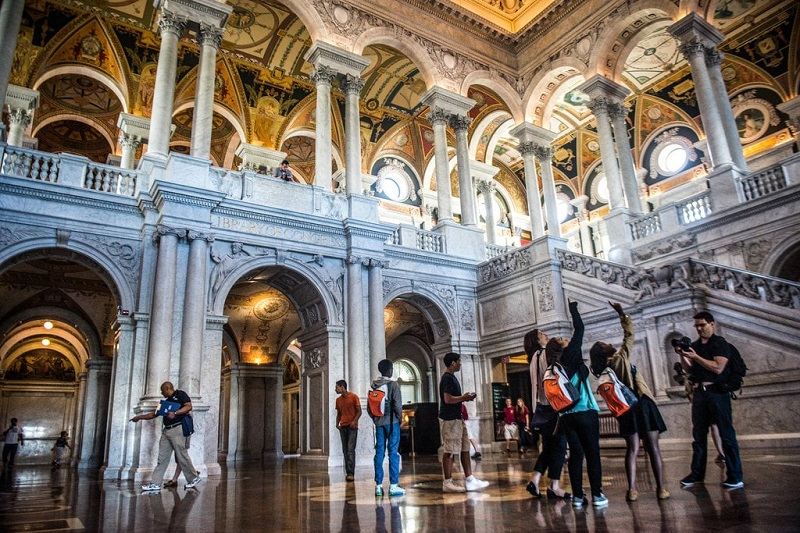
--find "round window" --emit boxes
[657,142,688,175]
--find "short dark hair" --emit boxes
[693,311,715,323]
[443,352,461,368]
[589,342,613,376]
[336,379,347,389]
[544,338,563,366]
[378,359,393,377]
[10,418,17,424]
[281,159,289,165]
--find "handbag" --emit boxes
[181,414,194,437]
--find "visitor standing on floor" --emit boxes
[335,379,362,482]
[370,359,405,497]
[589,302,670,501]
[131,381,201,492]
[51,431,72,468]
[548,301,607,508]
[677,311,744,490]
[502,398,519,453]
[438,352,490,493]
[515,398,530,452]
[2,418,24,468]
[524,327,570,500]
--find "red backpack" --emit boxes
[542,363,580,413]
[367,383,389,418]
[595,368,638,418]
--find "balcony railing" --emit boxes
[389,226,445,253]
[1,145,60,182]
[738,165,787,201]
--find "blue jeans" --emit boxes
[374,422,400,485]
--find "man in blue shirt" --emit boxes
[131,381,201,491]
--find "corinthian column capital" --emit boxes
[311,65,338,86]
[199,23,225,49]
[158,10,188,37]
[341,74,365,95]
[449,114,472,132]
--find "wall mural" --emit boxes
[4,349,77,382]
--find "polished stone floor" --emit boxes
[0,447,798,532]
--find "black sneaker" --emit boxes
[680,475,703,487]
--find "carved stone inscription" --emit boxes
[212,216,346,248]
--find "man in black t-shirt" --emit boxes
[438,352,489,493]
[131,381,201,491]
[676,311,743,489]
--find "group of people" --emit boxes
[3,418,72,469]
[522,301,743,508]
[334,354,491,496]
[502,397,533,453]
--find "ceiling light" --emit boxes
[42,339,50,346]
[44,321,53,329]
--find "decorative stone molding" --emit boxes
[632,233,697,261]
[532,145,553,161]
[340,74,365,95]
[427,107,450,126]
[479,248,532,282]
[534,275,555,312]
[459,298,476,331]
[156,10,188,37]
[383,277,408,298]
[305,347,326,370]
[153,225,187,242]
[449,114,472,132]
[198,23,225,49]
[155,0,231,28]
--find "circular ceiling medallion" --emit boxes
[253,297,290,321]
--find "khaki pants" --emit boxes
[150,424,198,485]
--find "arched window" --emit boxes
[394,359,421,404]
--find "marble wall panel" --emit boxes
[478,286,535,336]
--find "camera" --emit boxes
[671,336,692,351]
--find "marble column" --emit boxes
[346,255,366,394]
[706,46,748,172]
[145,225,185,396]
[571,195,594,256]
[119,134,143,170]
[117,113,150,169]
[180,231,213,397]
[586,98,626,211]
[517,142,544,237]
[79,358,112,468]
[367,259,386,372]
[451,113,477,226]
[311,66,335,187]
[777,96,800,151]
[476,179,498,244]
[190,24,225,160]
[534,145,562,238]
[429,107,453,223]
[342,74,366,195]
[4,85,39,147]
[668,14,734,170]
[607,102,644,214]
[0,0,24,118]
[148,10,187,157]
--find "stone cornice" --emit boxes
[385,244,480,270]
[212,205,347,237]
[0,180,141,215]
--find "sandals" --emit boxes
[163,480,178,487]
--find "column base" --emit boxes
[434,220,486,261]
[707,164,747,211]
[603,209,634,265]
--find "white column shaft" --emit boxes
[706,48,748,171]
[537,149,562,238]
[346,257,366,394]
[520,146,544,238]
[343,76,364,195]
[0,0,24,107]
[180,234,208,396]
[6,109,30,147]
[146,229,180,395]
[481,182,497,244]
[608,105,644,214]
[313,68,334,187]
[190,27,222,160]
[368,261,386,371]
[452,116,477,226]
[591,101,626,211]
[431,110,453,222]
[148,14,185,156]
[683,45,733,168]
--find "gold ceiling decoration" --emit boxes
[438,0,554,33]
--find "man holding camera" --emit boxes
[274,160,293,181]
[675,311,743,490]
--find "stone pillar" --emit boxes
[180,231,213,397]
[305,42,370,190]
[0,0,25,121]
[346,255,366,395]
[571,195,594,256]
[117,113,150,170]
[777,96,800,151]
[534,145,562,238]
[668,14,734,170]
[705,47,748,172]
[4,85,39,147]
[367,259,386,372]
[78,357,112,468]
[428,108,453,223]
[190,24,227,160]
[342,75,367,195]
[148,10,187,157]
[145,225,185,396]
[607,102,644,214]
[451,113,478,226]
[510,122,547,237]
[476,179,498,244]
[420,87,476,226]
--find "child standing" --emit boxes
[51,431,72,467]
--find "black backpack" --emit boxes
[717,341,747,397]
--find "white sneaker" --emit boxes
[442,479,466,493]
[465,477,489,491]
[141,483,161,492]
[185,476,201,489]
